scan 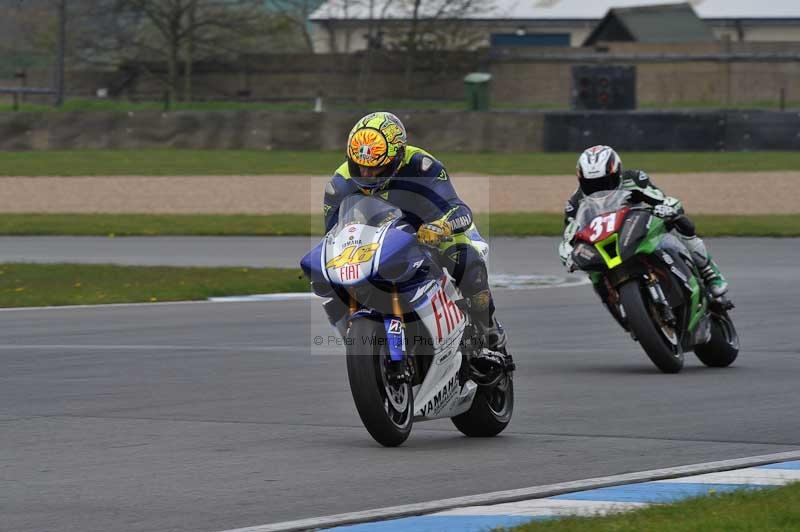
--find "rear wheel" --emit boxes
[619,281,684,373]
[694,312,739,367]
[452,374,514,437]
[346,319,413,447]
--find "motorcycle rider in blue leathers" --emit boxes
[321,111,507,354]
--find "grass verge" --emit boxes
[0,213,798,237]
[3,150,800,176]
[0,99,476,113]
[0,263,307,308]
[1,98,796,114]
[0,213,324,236]
[510,482,800,532]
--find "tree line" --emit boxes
[3,0,490,102]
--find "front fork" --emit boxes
[644,272,677,326]
[384,287,406,363]
[598,271,674,329]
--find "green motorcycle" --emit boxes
[569,190,739,373]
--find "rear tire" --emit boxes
[694,312,739,367]
[346,319,413,447]
[452,375,514,437]
[619,281,684,374]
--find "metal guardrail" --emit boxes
[0,87,56,110]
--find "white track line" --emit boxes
[216,450,800,532]
[208,293,318,302]
[0,299,222,312]
[0,345,302,352]
[0,295,317,312]
[0,273,588,311]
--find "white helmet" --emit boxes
[576,145,622,195]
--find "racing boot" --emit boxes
[699,258,728,298]
[470,317,514,387]
[468,289,508,353]
[478,317,507,353]
[682,235,728,298]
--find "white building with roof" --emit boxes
[308,0,800,52]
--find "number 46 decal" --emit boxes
[589,213,617,241]
[326,243,379,268]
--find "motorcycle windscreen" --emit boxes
[574,190,632,230]
[331,194,402,235]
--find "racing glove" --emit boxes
[418,219,453,247]
[565,252,577,273]
[653,203,679,219]
[559,220,578,269]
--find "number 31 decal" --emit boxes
[589,213,617,241]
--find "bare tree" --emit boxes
[269,0,322,52]
[313,0,490,96]
[355,0,392,102]
[390,0,491,96]
[109,0,273,101]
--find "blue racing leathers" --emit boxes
[323,145,497,326]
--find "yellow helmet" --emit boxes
[346,112,407,190]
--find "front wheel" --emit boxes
[345,319,413,447]
[452,374,514,437]
[694,312,739,367]
[618,281,684,373]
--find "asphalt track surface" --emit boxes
[2,238,800,532]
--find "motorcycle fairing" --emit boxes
[654,234,711,344]
[619,210,652,261]
[411,274,475,420]
[323,223,385,286]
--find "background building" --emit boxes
[309,0,800,53]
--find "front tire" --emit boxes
[619,281,684,373]
[452,374,514,437]
[346,319,413,447]
[694,312,739,367]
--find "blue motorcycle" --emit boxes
[301,195,514,447]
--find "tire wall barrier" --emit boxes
[1,110,798,152]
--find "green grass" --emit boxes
[0,98,468,113]
[640,100,800,110]
[509,482,800,532]
[1,213,797,237]
[0,214,323,236]
[0,98,567,113]
[3,97,797,113]
[0,99,315,113]
[0,263,307,308]
[3,150,800,176]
